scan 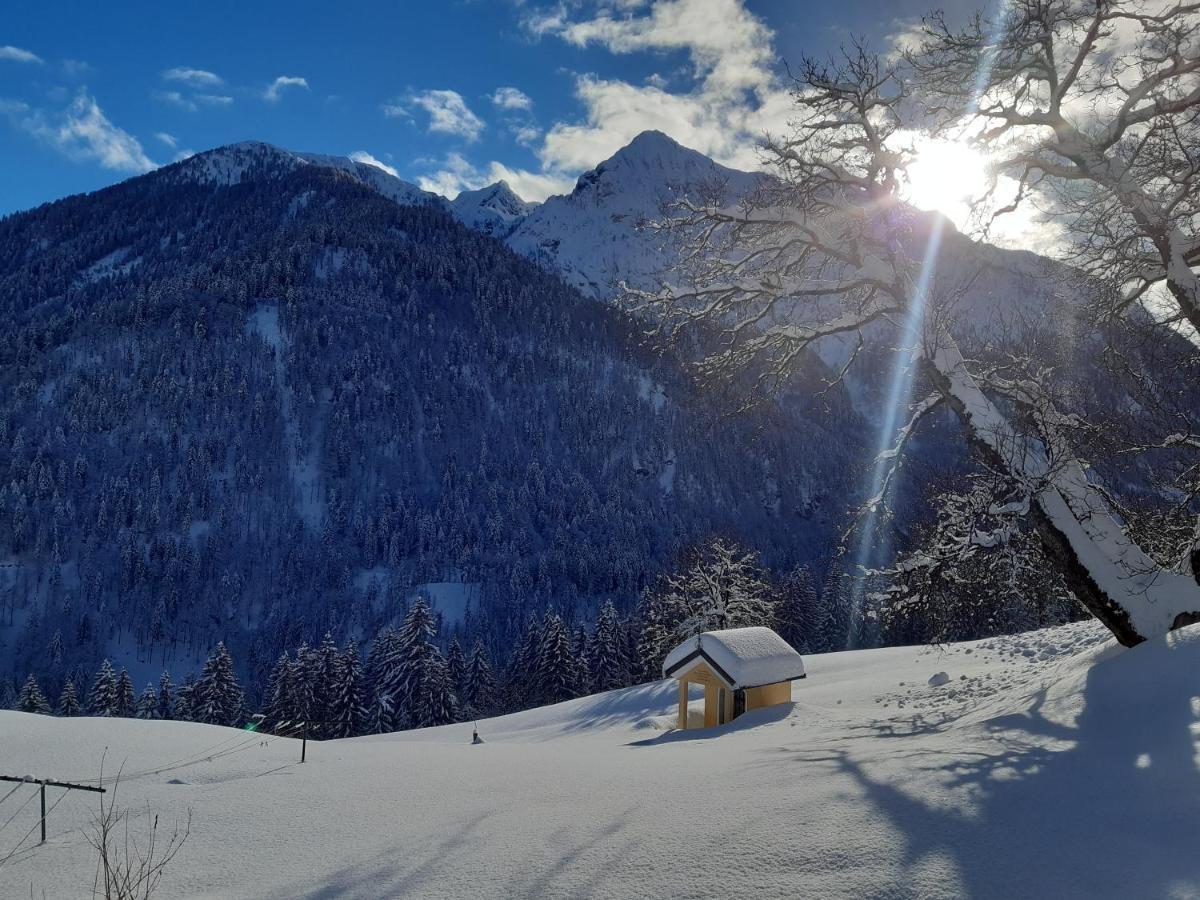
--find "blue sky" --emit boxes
[0,0,966,215]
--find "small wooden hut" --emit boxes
[662,627,806,729]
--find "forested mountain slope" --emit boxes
[0,146,866,694]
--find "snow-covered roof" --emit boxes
[662,627,805,689]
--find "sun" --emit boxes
[904,139,990,227]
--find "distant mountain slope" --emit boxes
[0,146,865,691]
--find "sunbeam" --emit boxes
[842,3,1008,647]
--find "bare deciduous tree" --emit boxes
[909,0,1200,565]
[630,39,1200,647]
[89,769,190,900]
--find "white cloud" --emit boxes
[416,151,572,202]
[155,90,197,112]
[388,89,485,142]
[0,92,156,173]
[491,87,533,111]
[162,67,223,87]
[513,124,541,147]
[524,0,794,177]
[543,0,774,94]
[263,76,309,103]
[196,93,234,107]
[400,0,795,214]
[0,45,42,64]
[349,150,400,179]
[155,131,178,148]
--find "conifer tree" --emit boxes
[175,673,197,722]
[571,623,590,696]
[157,672,175,720]
[88,659,118,716]
[58,679,81,717]
[408,651,458,729]
[192,642,244,727]
[815,577,853,653]
[387,597,443,726]
[264,652,296,727]
[291,643,316,726]
[366,627,403,733]
[328,641,367,738]
[534,612,578,706]
[311,632,340,735]
[116,668,136,717]
[15,673,51,715]
[136,684,158,719]
[589,600,631,692]
[776,566,821,653]
[631,592,674,684]
[504,616,543,710]
[446,638,468,699]
[463,639,498,718]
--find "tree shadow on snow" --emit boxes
[782,633,1200,898]
[265,810,496,899]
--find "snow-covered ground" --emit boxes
[3,620,1199,899]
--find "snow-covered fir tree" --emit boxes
[192,642,244,727]
[571,624,590,696]
[462,640,498,718]
[815,577,854,653]
[505,616,544,710]
[15,673,51,714]
[57,679,81,717]
[116,668,136,718]
[264,652,296,727]
[290,643,316,726]
[534,612,579,706]
[366,627,403,733]
[775,567,821,653]
[589,600,630,692]
[327,641,367,739]
[388,597,458,728]
[136,684,158,719]
[175,673,197,722]
[408,651,459,729]
[310,633,341,734]
[631,591,674,684]
[446,639,468,701]
[156,672,174,720]
[88,659,118,716]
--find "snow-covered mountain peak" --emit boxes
[450,180,538,237]
[597,129,707,171]
[505,131,760,297]
[170,142,437,207]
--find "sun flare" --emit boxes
[905,139,990,226]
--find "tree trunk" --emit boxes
[923,328,1200,647]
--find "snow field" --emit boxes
[2,620,1199,899]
